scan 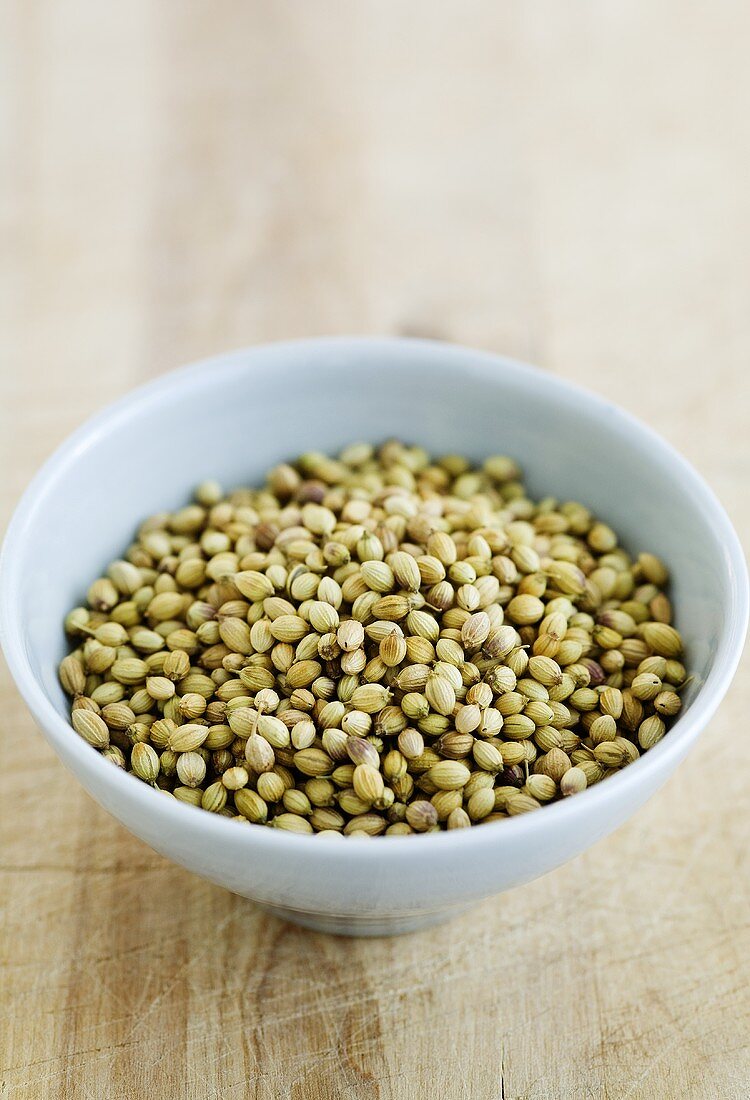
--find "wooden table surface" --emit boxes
[2,3,750,1097]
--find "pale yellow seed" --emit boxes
[426,760,471,791]
[527,655,563,686]
[506,595,545,624]
[71,709,110,749]
[560,766,587,796]
[638,714,666,750]
[525,774,557,802]
[461,612,491,650]
[176,751,206,787]
[131,742,159,781]
[380,631,407,667]
[447,807,471,829]
[146,675,176,701]
[257,713,291,748]
[245,733,276,773]
[349,684,391,713]
[425,675,456,716]
[506,793,542,815]
[337,619,365,652]
[168,723,209,752]
[467,788,495,820]
[273,813,314,834]
[352,764,385,805]
[257,771,286,803]
[270,615,309,643]
[293,748,334,777]
[642,622,683,658]
[222,766,249,790]
[390,551,422,591]
[235,788,268,822]
[472,741,504,772]
[308,601,339,634]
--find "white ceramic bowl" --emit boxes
[1,338,747,935]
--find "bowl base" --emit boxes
[257,901,471,937]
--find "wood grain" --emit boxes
[2,3,750,1097]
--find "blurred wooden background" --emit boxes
[2,3,749,1097]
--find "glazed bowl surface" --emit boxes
[1,337,746,935]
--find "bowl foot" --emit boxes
[257,902,471,937]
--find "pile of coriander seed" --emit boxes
[59,441,686,836]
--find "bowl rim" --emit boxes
[1,335,747,860]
